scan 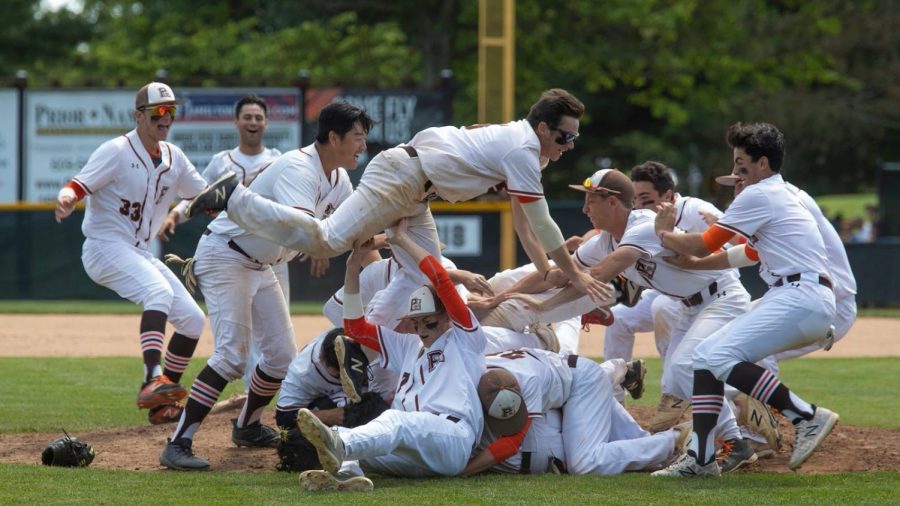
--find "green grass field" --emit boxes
[1,356,897,504]
[814,193,877,221]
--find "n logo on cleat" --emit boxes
[214,187,227,202]
[351,358,365,375]
[803,424,820,437]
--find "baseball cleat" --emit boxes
[746,439,776,459]
[231,418,281,448]
[148,402,184,425]
[735,393,783,451]
[137,375,187,410]
[184,171,238,218]
[299,470,374,492]
[335,336,368,404]
[647,393,689,433]
[530,322,560,353]
[789,406,839,469]
[623,359,646,400]
[718,438,758,473]
[297,408,345,475]
[672,421,693,456]
[160,438,209,471]
[652,452,721,478]
[580,307,615,328]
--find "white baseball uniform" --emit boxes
[336,307,487,478]
[195,145,351,385]
[574,209,750,440]
[484,349,676,475]
[73,129,207,338]
[693,174,836,380]
[276,330,350,412]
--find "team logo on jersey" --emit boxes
[410,298,422,312]
[323,203,336,218]
[427,350,445,371]
[635,258,657,279]
[155,185,170,205]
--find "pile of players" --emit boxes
[56,82,854,488]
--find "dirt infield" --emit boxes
[1,314,898,473]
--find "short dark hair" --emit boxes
[315,101,376,144]
[631,161,676,194]
[726,122,785,171]
[526,89,585,129]
[319,327,345,371]
[235,93,268,118]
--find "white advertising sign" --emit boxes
[24,88,300,201]
[434,216,482,256]
[0,89,19,203]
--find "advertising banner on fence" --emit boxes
[0,89,18,203]
[23,88,300,202]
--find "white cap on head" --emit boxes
[135,82,182,109]
[405,286,443,319]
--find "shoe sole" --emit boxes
[789,410,839,470]
[721,452,758,474]
[160,452,210,471]
[137,384,187,410]
[148,407,183,425]
[334,337,363,404]
[299,470,373,492]
[185,172,235,218]
[232,433,281,448]
[297,409,341,475]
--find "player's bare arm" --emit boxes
[157,210,180,241]
[448,269,494,296]
[655,202,717,257]
[510,198,552,275]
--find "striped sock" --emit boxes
[727,361,814,423]
[236,366,283,428]
[140,331,165,382]
[172,366,228,442]
[163,332,199,384]
[690,369,724,465]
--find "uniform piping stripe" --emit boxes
[124,136,149,170]
[675,198,689,227]
[294,206,315,217]
[71,178,92,195]
[506,188,544,197]
[377,326,389,369]
[574,249,591,268]
[331,294,343,305]
[226,152,248,183]
[714,222,750,240]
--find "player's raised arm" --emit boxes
[342,238,381,352]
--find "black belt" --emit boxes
[773,273,833,290]
[682,281,718,308]
[520,452,532,475]
[402,145,434,194]
[567,354,578,368]
[446,415,460,423]
[204,228,259,263]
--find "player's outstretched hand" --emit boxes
[310,257,329,278]
[654,202,676,237]
[505,293,545,312]
[564,235,584,253]
[158,211,179,241]
[55,195,76,223]
[452,270,494,296]
[699,210,719,227]
[570,270,613,303]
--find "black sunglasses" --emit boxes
[549,124,579,145]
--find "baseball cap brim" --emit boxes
[715,175,739,186]
[567,184,622,194]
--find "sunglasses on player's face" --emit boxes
[139,105,177,121]
[549,124,579,145]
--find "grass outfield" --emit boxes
[0,466,895,505]
[2,357,897,434]
[1,356,897,504]
[0,299,898,318]
[814,192,876,220]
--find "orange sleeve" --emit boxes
[744,244,759,262]
[65,180,87,200]
[343,317,381,352]
[701,225,735,253]
[418,256,473,328]
[486,418,532,462]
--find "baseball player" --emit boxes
[159,102,374,471]
[507,169,753,470]
[466,350,685,476]
[159,93,284,394]
[652,122,839,477]
[54,83,208,424]
[292,219,487,492]
[183,88,609,308]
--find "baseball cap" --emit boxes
[715,174,740,186]
[478,369,528,437]
[405,286,445,319]
[568,168,634,204]
[135,82,183,109]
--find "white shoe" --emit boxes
[297,408,345,475]
[652,453,720,478]
[789,406,839,469]
[299,470,374,492]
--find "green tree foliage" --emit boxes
[7,0,900,197]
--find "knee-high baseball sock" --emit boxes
[140,310,167,383]
[236,365,282,428]
[172,366,228,442]
[163,332,199,384]
[690,369,724,465]
[726,361,814,423]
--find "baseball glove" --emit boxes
[342,392,389,428]
[41,432,95,467]
[612,274,644,307]
[276,427,321,472]
[164,254,198,294]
